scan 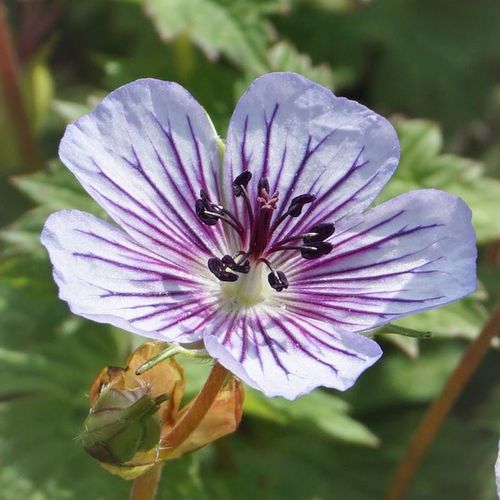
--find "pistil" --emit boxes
[249,178,278,259]
[198,172,335,292]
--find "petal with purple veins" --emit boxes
[59,78,230,261]
[41,210,220,342]
[224,72,400,247]
[203,307,382,400]
[279,190,477,332]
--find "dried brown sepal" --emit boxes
[161,376,244,460]
[83,342,244,480]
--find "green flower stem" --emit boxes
[135,344,209,375]
[162,362,229,450]
[384,304,500,500]
[0,1,42,171]
[129,463,163,500]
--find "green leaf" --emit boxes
[181,358,378,446]
[244,388,379,446]
[266,41,336,89]
[346,341,464,412]
[378,118,500,244]
[11,164,102,215]
[390,295,489,342]
[364,0,500,132]
[143,0,286,71]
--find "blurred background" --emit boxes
[0,0,500,498]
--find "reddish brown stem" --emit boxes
[384,304,500,500]
[162,362,229,449]
[0,1,42,171]
[129,363,228,500]
[129,463,163,500]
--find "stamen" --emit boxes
[233,170,254,228]
[195,191,218,226]
[201,209,244,235]
[268,271,288,292]
[287,194,316,217]
[302,222,335,243]
[271,222,335,248]
[208,258,238,282]
[300,242,333,260]
[270,193,316,234]
[270,241,333,260]
[195,190,244,237]
[259,258,289,292]
[233,171,252,196]
[221,254,250,274]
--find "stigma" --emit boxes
[195,171,335,293]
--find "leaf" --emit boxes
[378,118,500,244]
[180,359,377,446]
[266,41,336,89]
[379,334,420,359]
[277,0,500,132]
[345,341,464,412]
[11,164,102,214]
[364,0,500,132]
[143,0,286,71]
[244,388,379,446]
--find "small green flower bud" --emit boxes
[80,385,168,464]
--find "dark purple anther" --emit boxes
[303,223,335,243]
[233,170,252,197]
[196,197,218,226]
[300,242,333,260]
[268,270,289,292]
[222,254,250,274]
[208,258,239,282]
[287,194,316,217]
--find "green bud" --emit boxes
[80,385,168,464]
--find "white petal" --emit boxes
[59,78,229,262]
[203,306,381,400]
[224,72,399,248]
[281,190,477,331]
[41,210,219,342]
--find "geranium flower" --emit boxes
[41,73,476,400]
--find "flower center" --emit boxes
[195,170,335,294]
[221,264,270,307]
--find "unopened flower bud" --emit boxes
[80,384,168,464]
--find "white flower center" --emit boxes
[221,263,271,307]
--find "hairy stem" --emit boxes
[384,304,500,500]
[129,463,163,500]
[162,362,229,449]
[0,1,42,171]
[129,363,228,500]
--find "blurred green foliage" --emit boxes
[1,0,500,498]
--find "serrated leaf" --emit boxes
[143,0,284,71]
[378,118,500,244]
